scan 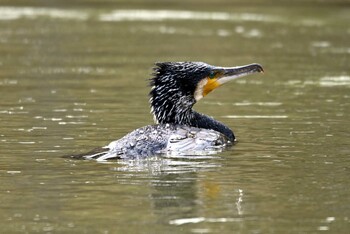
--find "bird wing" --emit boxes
[165,126,229,156]
[65,124,230,161]
[85,125,170,161]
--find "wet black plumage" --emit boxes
[67,61,263,160]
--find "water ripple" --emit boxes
[0,7,281,23]
[0,7,332,30]
[319,76,350,87]
[99,10,279,23]
[223,115,288,119]
[169,217,245,225]
[283,76,350,88]
[0,7,88,21]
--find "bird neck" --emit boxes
[151,92,196,126]
[192,112,235,141]
[151,98,235,141]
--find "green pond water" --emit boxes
[0,1,349,233]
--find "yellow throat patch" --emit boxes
[203,78,220,97]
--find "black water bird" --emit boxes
[70,62,263,160]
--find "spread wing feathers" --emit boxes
[65,124,230,161]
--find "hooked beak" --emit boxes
[202,63,264,97]
[217,63,264,85]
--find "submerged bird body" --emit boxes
[70,62,263,160]
[81,124,228,160]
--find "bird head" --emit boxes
[150,62,263,124]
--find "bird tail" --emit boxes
[63,146,112,160]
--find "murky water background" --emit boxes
[0,1,349,233]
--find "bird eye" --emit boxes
[209,71,216,79]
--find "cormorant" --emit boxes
[69,62,263,160]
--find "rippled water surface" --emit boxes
[0,1,349,233]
